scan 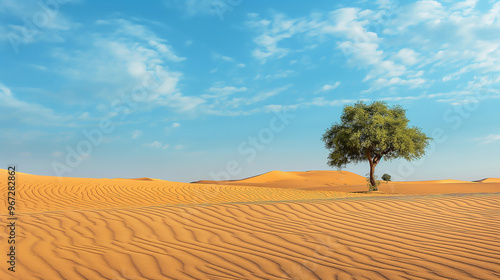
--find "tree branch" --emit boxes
[382,145,394,155]
[373,153,382,165]
[366,148,373,166]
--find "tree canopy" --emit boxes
[322,101,431,190]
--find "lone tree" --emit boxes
[322,101,431,191]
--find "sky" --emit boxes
[1,0,499,182]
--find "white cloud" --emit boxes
[164,0,237,17]
[386,1,500,79]
[432,75,500,104]
[131,130,142,139]
[266,70,294,79]
[276,97,367,109]
[52,22,182,84]
[442,68,467,82]
[321,82,341,92]
[246,13,305,62]
[246,1,500,97]
[323,8,417,87]
[95,19,185,62]
[204,86,247,98]
[172,122,181,128]
[371,77,426,90]
[198,85,291,116]
[254,70,294,80]
[451,0,478,16]
[249,87,285,103]
[0,0,80,50]
[246,8,423,92]
[384,0,447,34]
[394,48,420,66]
[157,91,206,112]
[50,19,211,114]
[27,64,48,71]
[212,52,234,62]
[0,82,62,125]
[145,141,169,150]
[380,95,426,102]
[408,70,424,78]
[78,112,90,120]
[474,134,500,144]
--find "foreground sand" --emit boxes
[1,170,499,279]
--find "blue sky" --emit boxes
[1,0,499,182]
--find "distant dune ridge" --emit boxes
[126,177,155,181]
[1,169,499,279]
[475,178,500,183]
[195,170,500,194]
[195,170,367,188]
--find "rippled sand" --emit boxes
[1,170,499,279]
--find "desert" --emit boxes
[3,0,500,279]
[1,169,499,279]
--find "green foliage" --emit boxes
[322,101,431,192]
[322,101,431,168]
[382,173,391,182]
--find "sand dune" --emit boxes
[397,179,472,184]
[197,170,500,195]
[476,178,500,183]
[127,177,156,181]
[239,170,306,183]
[1,169,499,279]
[195,170,367,189]
[416,179,471,183]
[0,170,368,214]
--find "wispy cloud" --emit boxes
[474,134,500,144]
[254,70,294,80]
[245,1,500,100]
[245,8,423,92]
[131,130,142,139]
[49,18,210,114]
[203,86,247,98]
[320,82,341,92]
[0,82,64,125]
[164,0,225,17]
[0,0,79,49]
[212,52,234,62]
[144,141,169,150]
[246,13,303,63]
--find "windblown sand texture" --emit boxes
[1,169,499,279]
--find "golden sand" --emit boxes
[1,169,499,279]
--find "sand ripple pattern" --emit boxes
[3,173,370,213]
[1,186,499,279]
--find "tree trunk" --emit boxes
[369,162,377,191]
[366,149,378,191]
